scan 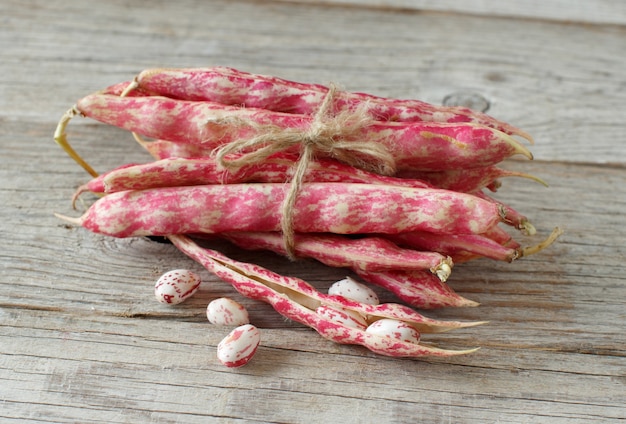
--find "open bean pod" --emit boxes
[170,235,483,358]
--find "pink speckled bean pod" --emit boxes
[74,93,532,172]
[75,151,532,234]
[222,231,452,276]
[397,166,546,194]
[475,191,536,235]
[122,67,532,141]
[101,81,156,97]
[140,138,215,161]
[78,152,536,198]
[132,140,541,228]
[168,234,483,358]
[59,183,506,238]
[75,153,434,198]
[389,226,562,264]
[389,231,522,262]
[439,226,525,264]
[91,146,525,193]
[353,269,478,310]
[219,231,475,309]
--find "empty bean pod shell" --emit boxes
[328,276,380,305]
[217,324,261,368]
[154,269,201,305]
[207,297,250,326]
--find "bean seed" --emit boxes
[217,324,261,368]
[207,297,250,326]
[154,269,201,305]
[365,319,421,344]
[329,277,380,305]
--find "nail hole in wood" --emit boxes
[442,92,490,113]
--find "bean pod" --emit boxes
[170,235,483,358]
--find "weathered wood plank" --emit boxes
[1,0,625,422]
[287,0,626,25]
[1,310,624,423]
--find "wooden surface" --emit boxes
[1,1,625,422]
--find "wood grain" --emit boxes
[1,1,625,423]
[285,0,626,25]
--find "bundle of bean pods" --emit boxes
[54,67,561,359]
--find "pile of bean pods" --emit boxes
[54,67,561,360]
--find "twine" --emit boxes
[212,84,397,259]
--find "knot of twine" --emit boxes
[212,84,397,259]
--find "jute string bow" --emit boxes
[213,85,397,259]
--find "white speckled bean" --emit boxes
[207,297,250,326]
[315,305,368,329]
[217,324,261,368]
[328,276,380,305]
[154,269,201,305]
[365,319,421,344]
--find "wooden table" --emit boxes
[2,1,625,422]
